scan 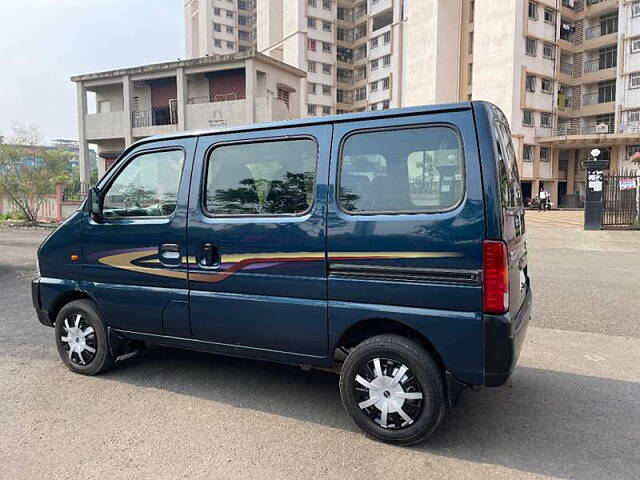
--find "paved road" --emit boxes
[0,216,639,480]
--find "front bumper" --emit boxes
[483,286,532,387]
[31,278,53,327]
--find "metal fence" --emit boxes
[602,170,640,229]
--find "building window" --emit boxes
[371,37,379,49]
[322,84,332,95]
[467,63,473,85]
[383,32,391,44]
[540,112,552,128]
[630,73,640,89]
[370,81,378,92]
[541,78,553,94]
[543,43,555,59]
[323,0,331,10]
[371,103,378,111]
[308,61,316,72]
[382,54,391,67]
[308,17,317,29]
[523,145,534,162]
[540,147,551,162]
[214,7,221,15]
[382,100,390,109]
[277,88,290,108]
[226,10,234,18]
[323,106,331,115]
[214,23,222,32]
[323,21,332,32]
[627,110,640,122]
[528,2,539,20]
[214,39,222,47]
[226,41,234,49]
[627,145,640,157]
[371,59,379,70]
[382,77,390,90]
[544,8,555,24]
[308,39,317,51]
[308,104,317,115]
[308,82,317,94]
[523,110,534,126]
[469,0,474,22]
[631,37,640,53]
[308,0,316,6]
[468,31,474,54]
[526,37,537,56]
[323,42,332,53]
[633,1,640,17]
[355,86,367,101]
[226,26,234,33]
[526,75,536,92]
[322,63,332,75]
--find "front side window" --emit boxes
[338,126,464,214]
[103,150,185,218]
[205,139,317,216]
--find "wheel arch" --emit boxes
[48,290,98,325]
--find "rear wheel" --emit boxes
[339,334,446,445]
[54,299,115,375]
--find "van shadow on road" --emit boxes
[103,346,639,480]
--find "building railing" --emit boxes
[337,72,354,83]
[560,62,573,74]
[132,107,177,128]
[619,122,640,134]
[585,25,601,39]
[583,92,599,105]
[550,122,615,136]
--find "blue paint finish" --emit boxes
[328,300,484,384]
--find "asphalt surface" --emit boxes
[0,214,639,480]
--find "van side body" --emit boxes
[33,101,531,428]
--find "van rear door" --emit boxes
[491,110,529,315]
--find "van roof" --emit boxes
[132,101,479,148]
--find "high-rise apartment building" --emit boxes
[185,0,640,207]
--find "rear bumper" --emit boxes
[31,278,53,327]
[483,286,532,387]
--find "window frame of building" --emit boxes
[523,145,534,163]
[204,139,318,217]
[226,25,234,34]
[627,145,640,156]
[526,37,537,56]
[337,126,465,215]
[540,112,552,128]
[322,42,332,53]
[627,110,640,123]
[322,84,332,96]
[630,73,640,89]
[526,74,536,92]
[469,0,474,23]
[226,10,234,19]
[528,2,539,20]
[226,41,235,49]
[382,77,390,90]
[541,77,553,94]
[355,86,367,101]
[543,43,555,60]
[383,32,391,44]
[632,1,640,18]
[371,58,379,70]
[467,63,473,85]
[322,0,331,10]
[322,63,332,75]
[370,81,378,92]
[523,110,534,126]
[631,36,640,53]
[544,8,555,25]
[308,61,316,72]
[382,100,390,109]
[468,31,474,55]
[308,0,317,7]
[323,21,332,32]
[214,23,222,32]
[308,104,317,115]
[308,17,317,29]
[539,147,551,162]
[371,37,379,49]
[322,106,331,115]
[383,54,391,67]
[308,39,317,51]
[214,39,222,48]
[308,82,317,94]
[214,7,221,15]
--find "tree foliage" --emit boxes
[0,125,74,223]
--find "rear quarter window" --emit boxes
[338,126,464,214]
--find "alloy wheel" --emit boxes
[60,313,97,366]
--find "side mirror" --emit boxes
[87,187,103,220]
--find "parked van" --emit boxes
[33,101,531,444]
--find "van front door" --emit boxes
[81,139,194,336]
[187,125,331,360]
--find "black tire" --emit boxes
[339,334,446,445]
[54,299,115,375]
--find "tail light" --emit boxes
[483,240,509,314]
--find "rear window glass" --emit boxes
[338,126,464,213]
[204,138,317,216]
[493,119,523,209]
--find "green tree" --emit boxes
[0,125,73,223]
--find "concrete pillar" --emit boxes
[55,183,64,221]
[567,150,576,194]
[245,59,256,123]
[390,0,404,108]
[123,75,133,146]
[76,83,90,195]
[176,67,187,131]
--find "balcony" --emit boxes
[132,107,177,128]
[583,91,615,106]
[560,62,574,75]
[583,58,616,73]
[337,70,354,84]
[552,122,614,136]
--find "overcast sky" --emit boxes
[0,0,184,143]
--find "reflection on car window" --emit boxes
[205,139,317,216]
[103,150,184,217]
[339,127,464,213]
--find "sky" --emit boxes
[0,0,184,143]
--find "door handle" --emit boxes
[159,243,181,267]
[201,243,220,268]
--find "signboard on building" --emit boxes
[619,178,637,191]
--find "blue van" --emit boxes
[32,101,531,444]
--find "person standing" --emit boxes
[539,188,548,212]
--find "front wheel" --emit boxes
[339,334,446,445]
[54,299,115,375]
